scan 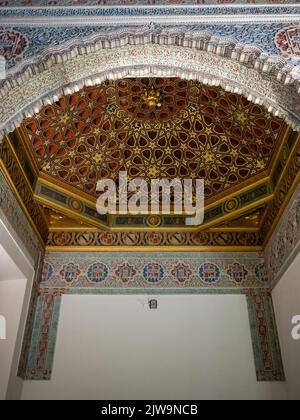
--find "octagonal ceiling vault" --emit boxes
[22,78,285,199]
[0,76,299,250]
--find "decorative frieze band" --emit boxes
[40,251,269,289]
[47,230,262,249]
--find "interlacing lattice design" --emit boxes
[22,78,285,201]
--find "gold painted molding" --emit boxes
[37,172,271,215]
[272,132,300,195]
[37,188,273,233]
[263,171,300,247]
[260,132,300,240]
[17,128,41,176]
[0,160,45,247]
[34,194,110,232]
[48,225,260,233]
[269,126,293,180]
[46,245,263,253]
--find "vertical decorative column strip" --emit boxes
[245,289,285,381]
[18,252,44,379]
[22,288,64,380]
[17,284,40,379]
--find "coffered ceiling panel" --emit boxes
[1,76,298,249]
[22,78,286,203]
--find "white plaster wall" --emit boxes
[0,245,25,281]
[272,252,300,400]
[0,244,27,400]
[0,278,27,400]
[0,222,36,400]
[22,294,287,400]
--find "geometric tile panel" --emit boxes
[245,289,285,382]
[19,289,62,381]
[40,251,269,289]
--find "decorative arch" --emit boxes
[0,29,300,141]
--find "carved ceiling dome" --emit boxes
[22,78,285,201]
[116,78,189,121]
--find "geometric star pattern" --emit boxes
[22,78,285,201]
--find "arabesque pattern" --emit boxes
[22,79,285,200]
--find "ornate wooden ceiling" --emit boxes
[23,78,284,201]
[0,77,299,250]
